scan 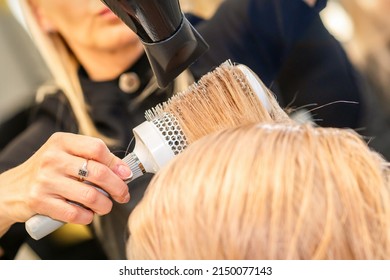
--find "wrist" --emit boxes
[0,224,12,238]
[0,198,15,238]
[0,170,28,237]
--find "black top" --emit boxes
[0,0,364,259]
[191,0,362,128]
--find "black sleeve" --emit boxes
[0,92,76,173]
[0,117,57,171]
[191,0,327,84]
[191,0,363,129]
[275,15,363,128]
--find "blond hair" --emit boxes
[127,123,390,259]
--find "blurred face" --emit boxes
[31,0,139,52]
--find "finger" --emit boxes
[49,133,132,180]
[106,152,133,180]
[45,152,130,204]
[54,177,115,215]
[34,196,95,225]
[71,157,130,203]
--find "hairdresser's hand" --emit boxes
[0,132,132,235]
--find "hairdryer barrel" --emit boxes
[101,0,209,88]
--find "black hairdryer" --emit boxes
[101,0,209,88]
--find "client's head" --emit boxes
[127,123,390,259]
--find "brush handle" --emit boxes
[25,183,110,240]
[25,215,66,240]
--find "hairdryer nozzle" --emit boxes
[101,0,209,88]
[143,16,209,88]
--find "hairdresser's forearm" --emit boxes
[0,194,14,238]
[0,170,23,237]
[0,219,11,237]
[0,224,11,238]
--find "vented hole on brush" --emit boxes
[151,113,188,155]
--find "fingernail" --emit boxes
[116,164,132,180]
[123,192,130,203]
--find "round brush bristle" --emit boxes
[145,60,282,144]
